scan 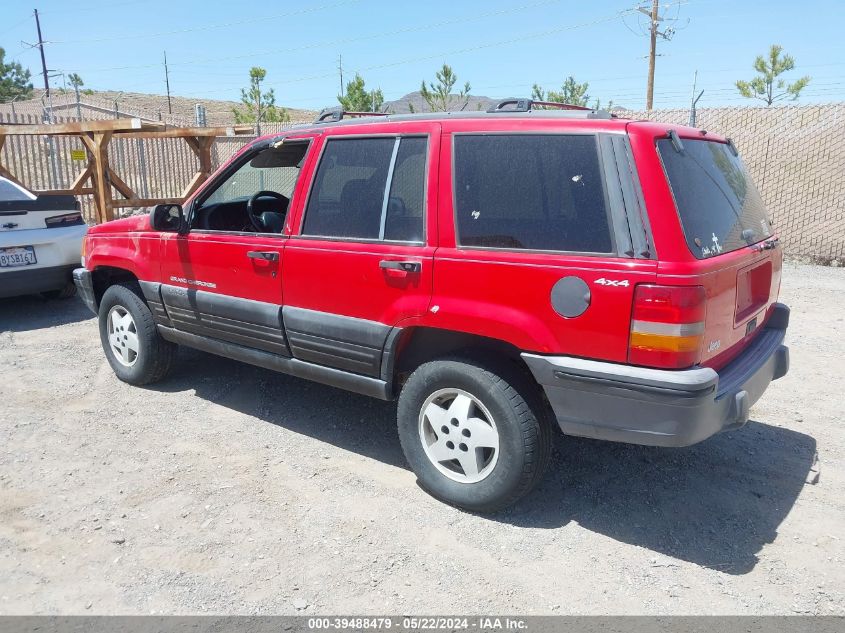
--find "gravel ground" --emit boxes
[0,262,842,615]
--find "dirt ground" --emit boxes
[0,262,842,615]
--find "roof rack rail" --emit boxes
[487,98,593,113]
[314,108,390,124]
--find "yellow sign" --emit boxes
[70,149,86,161]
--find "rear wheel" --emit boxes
[41,281,76,300]
[397,356,552,512]
[98,283,176,385]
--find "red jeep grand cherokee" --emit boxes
[74,100,789,511]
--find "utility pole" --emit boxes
[688,70,704,127]
[636,0,677,111]
[73,80,81,119]
[338,54,344,98]
[645,0,658,110]
[33,9,50,98]
[163,51,172,115]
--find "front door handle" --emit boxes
[379,260,421,273]
[247,251,279,262]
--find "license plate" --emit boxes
[746,316,758,336]
[0,246,37,268]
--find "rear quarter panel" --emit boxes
[428,121,657,360]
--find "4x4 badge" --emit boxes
[594,277,630,287]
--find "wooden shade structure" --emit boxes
[0,118,253,223]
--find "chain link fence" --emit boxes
[2,104,843,261]
[620,103,845,262]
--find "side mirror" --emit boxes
[151,203,185,233]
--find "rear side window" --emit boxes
[303,136,426,242]
[657,138,773,259]
[453,135,612,253]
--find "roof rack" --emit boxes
[487,98,594,113]
[314,108,390,124]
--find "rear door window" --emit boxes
[657,138,773,258]
[453,134,612,253]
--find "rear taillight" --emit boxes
[45,212,84,228]
[628,284,706,369]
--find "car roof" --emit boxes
[258,109,627,141]
[257,110,724,144]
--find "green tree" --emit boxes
[232,67,289,131]
[531,76,591,107]
[68,73,84,89]
[338,73,384,112]
[418,63,470,112]
[0,47,33,103]
[592,97,614,111]
[735,45,810,106]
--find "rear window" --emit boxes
[657,138,773,259]
[0,177,36,201]
[453,135,612,253]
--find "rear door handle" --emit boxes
[247,251,279,262]
[379,260,421,273]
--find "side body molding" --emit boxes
[283,306,391,377]
[140,284,403,399]
[153,283,290,356]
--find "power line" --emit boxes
[50,0,360,45]
[58,0,567,73]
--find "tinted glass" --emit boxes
[658,138,773,259]
[454,135,612,253]
[384,137,426,242]
[303,137,395,239]
[203,143,308,206]
[0,177,35,201]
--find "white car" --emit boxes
[0,176,87,299]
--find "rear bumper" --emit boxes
[72,267,97,314]
[523,303,790,447]
[0,263,77,298]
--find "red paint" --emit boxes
[84,114,781,372]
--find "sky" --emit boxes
[1,0,844,111]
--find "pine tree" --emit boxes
[0,47,33,103]
[338,73,384,112]
[736,45,810,106]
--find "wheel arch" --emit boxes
[388,326,535,392]
[90,266,141,307]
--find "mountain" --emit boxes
[382,91,500,114]
[1,89,316,126]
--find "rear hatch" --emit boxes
[0,177,80,231]
[1,178,83,269]
[656,135,781,369]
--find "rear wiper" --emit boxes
[751,237,779,251]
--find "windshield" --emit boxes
[657,138,773,259]
[202,143,307,207]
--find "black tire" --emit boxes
[98,282,177,385]
[397,356,552,513]
[41,281,76,300]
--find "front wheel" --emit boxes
[98,283,176,385]
[397,357,552,513]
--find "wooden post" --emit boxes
[81,131,114,223]
[0,134,25,186]
[181,135,216,199]
[0,120,253,224]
